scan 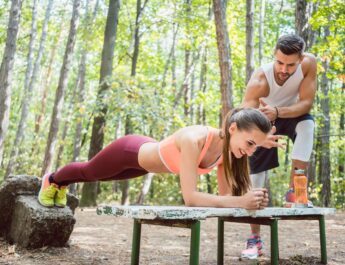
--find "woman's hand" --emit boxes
[241,188,268,210]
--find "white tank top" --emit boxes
[261,62,304,107]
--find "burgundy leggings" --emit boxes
[52,135,156,186]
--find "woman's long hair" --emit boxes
[221,108,271,196]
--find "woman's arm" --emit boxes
[217,164,231,195]
[178,132,267,209]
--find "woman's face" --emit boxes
[228,122,268,158]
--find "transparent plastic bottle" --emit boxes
[293,168,308,207]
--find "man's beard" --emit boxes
[278,72,290,80]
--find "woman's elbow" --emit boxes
[183,194,197,207]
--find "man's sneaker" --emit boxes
[241,235,263,259]
[38,173,58,207]
[55,186,67,208]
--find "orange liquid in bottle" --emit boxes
[293,169,308,205]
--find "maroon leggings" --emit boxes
[52,135,156,186]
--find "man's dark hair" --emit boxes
[275,34,305,56]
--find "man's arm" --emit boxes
[242,69,269,108]
[276,54,317,118]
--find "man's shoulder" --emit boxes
[302,53,317,63]
[246,68,270,96]
[252,67,269,86]
[301,53,317,76]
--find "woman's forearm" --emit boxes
[183,191,244,208]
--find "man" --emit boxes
[241,34,317,259]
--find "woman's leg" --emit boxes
[51,135,155,185]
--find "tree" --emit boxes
[80,0,120,206]
[213,0,233,120]
[319,9,331,206]
[0,0,23,166]
[245,0,254,84]
[123,0,150,205]
[5,0,53,178]
[258,0,265,65]
[295,0,318,51]
[70,0,100,195]
[41,0,81,175]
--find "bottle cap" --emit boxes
[294,168,305,175]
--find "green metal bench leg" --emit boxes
[190,221,200,265]
[270,219,279,265]
[131,219,142,265]
[217,218,224,265]
[319,215,327,264]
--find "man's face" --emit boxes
[273,49,301,84]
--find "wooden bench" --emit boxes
[96,206,335,265]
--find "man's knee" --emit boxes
[296,119,314,136]
[291,120,314,162]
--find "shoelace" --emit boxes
[56,188,67,199]
[247,238,258,248]
[46,185,57,196]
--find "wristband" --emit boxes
[274,106,279,119]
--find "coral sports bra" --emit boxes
[158,126,223,174]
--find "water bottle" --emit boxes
[293,168,308,207]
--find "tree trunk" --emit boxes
[258,0,265,65]
[161,23,179,89]
[121,116,132,206]
[5,0,42,178]
[190,61,195,123]
[124,0,149,205]
[284,138,290,170]
[295,0,317,51]
[137,173,154,204]
[339,79,344,178]
[213,0,233,120]
[33,24,63,145]
[0,0,23,166]
[131,0,149,76]
[69,0,99,196]
[173,52,200,108]
[41,0,81,176]
[80,0,120,207]
[295,0,308,40]
[197,44,208,125]
[55,76,79,171]
[319,15,331,206]
[245,0,254,85]
[184,48,191,117]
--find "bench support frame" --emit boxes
[217,214,328,265]
[131,219,201,265]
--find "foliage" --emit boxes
[0,0,344,208]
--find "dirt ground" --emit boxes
[0,208,344,265]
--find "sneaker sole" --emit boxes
[38,198,54,207]
[54,203,66,208]
[241,252,263,260]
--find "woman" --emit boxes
[39,108,272,209]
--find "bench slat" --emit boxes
[96,206,336,220]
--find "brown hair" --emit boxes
[275,34,305,57]
[221,108,271,196]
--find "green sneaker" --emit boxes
[38,173,58,207]
[55,186,67,208]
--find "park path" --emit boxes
[1,208,344,264]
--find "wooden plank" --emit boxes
[96,206,336,220]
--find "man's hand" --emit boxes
[259,99,277,121]
[261,126,285,149]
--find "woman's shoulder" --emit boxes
[174,125,209,146]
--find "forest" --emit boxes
[0,0,344,209]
